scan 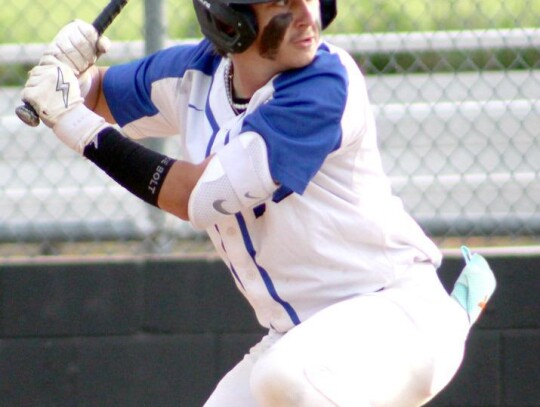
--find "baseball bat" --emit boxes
[15,0,129,127]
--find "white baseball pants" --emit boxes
[204,263,470,407]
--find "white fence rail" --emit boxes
[1,30,539,242]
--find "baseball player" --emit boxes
[21,0,497,405]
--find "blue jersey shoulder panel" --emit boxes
[242,44,348,194]
[103,39,220,126]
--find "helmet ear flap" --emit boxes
[193,0,258,54]
[230,4,258,42]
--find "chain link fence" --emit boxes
[1,0,539,259]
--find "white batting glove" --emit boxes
[41,19,111,96]
[21,57,109,154]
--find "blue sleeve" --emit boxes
[103,40,219,127]
[241,49,348,194]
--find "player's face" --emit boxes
[252,0,321,69]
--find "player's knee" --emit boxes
[250,351,337,407]
[251,352,303,406]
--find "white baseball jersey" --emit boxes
[103,39,442,333]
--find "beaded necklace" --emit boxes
[224,59,250,114]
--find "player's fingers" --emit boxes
[70,23,110,69]
[73,19,102,56]
[46,39,87,74]
[47,20,99,74]
[21,65,53,112]
[96,35,111,56]
[51,41,87,74]
[23,67,43,88]
[69,23,99,68]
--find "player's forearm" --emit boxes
[84,66,115,124]
[83,127,209,221]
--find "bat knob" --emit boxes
[15,103,41,127]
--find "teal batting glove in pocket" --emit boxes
[451,246,497,325]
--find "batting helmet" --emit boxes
[193,0,337,54]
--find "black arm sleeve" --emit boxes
[83,127,176,207]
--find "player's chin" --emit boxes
[283,43,318,69]
[290,52,317,69]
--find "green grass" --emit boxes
[1,0,539,44]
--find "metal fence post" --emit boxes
[144,0,167,55]
[142,0,170,253]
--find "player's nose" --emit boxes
[291,0,317,27]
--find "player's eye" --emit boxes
[273,0,288,7]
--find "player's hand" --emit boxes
[21,56,109,153]
[42,19,111,76]
[21,56,84,128]
[41,19,111,97]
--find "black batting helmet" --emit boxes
[193,0,337,54]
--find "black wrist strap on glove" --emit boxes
[83,127,175,207]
